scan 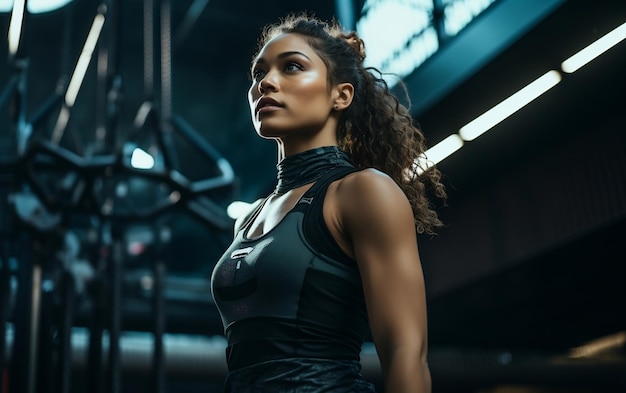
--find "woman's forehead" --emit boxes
[254,33,318,62]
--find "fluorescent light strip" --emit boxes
[569,331,626,359]
[459,70,561,141]
[416,71,561,172]
[51,12,106,144]
[7,0,25,56]
[561,21,626,73]
[415,134,464,175]
[416,18,626,170]
[64,13,106,107]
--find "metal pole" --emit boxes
[56,271,75,393]
[106,235,122,393]
[8,233,41,393]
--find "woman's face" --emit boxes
[248,33,336,140]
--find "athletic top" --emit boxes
[210,166,370,371]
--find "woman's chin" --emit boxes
[255,124,285,139]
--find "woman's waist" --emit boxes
[224,357,376,392]
[225,317,363,370]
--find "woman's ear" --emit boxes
[333,82,354,110]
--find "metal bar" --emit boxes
[8,233,40,393]
[86,274,105,393]
[150,260,166,393]
[0,75,18,109]
[0,253,11,393]
[143,0,155,99]
[106,239,122,393]
[432,0,447,46]
[172,0,210,52]
[56,272,75,393]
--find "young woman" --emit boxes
[211,13,446,392]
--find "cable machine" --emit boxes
[0,1,233,392]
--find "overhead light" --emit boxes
[561,21,626,73]
[459,70,562,141]
[51,11,106,143]
[0,0,15,12]
[7,0,24,57]
[569,331,626,359]
[0,0,73,14]
[5,0,73,57]
[64,12,105,108]
[130,147,155,170]
[227,201,253,220]
[415,134,464,175]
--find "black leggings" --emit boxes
[224,358,377,392]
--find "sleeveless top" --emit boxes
[210,166,370,371]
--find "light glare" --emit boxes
[0,1,10,12]
[28,0,72,13]
[227,201,253,220]
[357,0,435,81]
[443,0,496,36]
[130,148,155,170]
[1,0,73,13]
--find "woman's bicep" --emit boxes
[341,171,428,359]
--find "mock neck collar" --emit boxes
[274,146,353,194]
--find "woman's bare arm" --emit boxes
[337,169,431,393]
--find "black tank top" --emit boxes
[210,166,370,371]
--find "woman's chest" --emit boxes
[246,186,312,239]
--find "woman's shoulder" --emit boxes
[338,168,403,198]
[335,168,411,218]
[330,167,415,243]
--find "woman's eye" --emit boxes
[251,62,302,81]
[251,69,266,81]
[284,62,303,72]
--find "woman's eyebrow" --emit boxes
[277,51,311,60]
[254,51,312,65]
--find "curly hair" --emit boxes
[254,13,447,235]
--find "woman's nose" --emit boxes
[258,71,277,93]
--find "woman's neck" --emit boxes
[274,145,353,195]
[275,131,341,161]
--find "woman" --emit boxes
[211,13,446,392]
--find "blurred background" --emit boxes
[0,0,624,392]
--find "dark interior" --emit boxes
[0,0,624,392]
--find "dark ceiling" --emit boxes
[1,0,625,391]
[1,0,622,199]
